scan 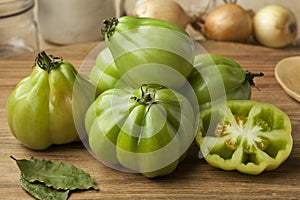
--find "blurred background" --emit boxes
[38,0,300,49]
[124,0,300,16]
[1,0,299,59]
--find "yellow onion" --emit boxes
[131,0,191,29]
[204,3,253,43]
[253,4,298,48]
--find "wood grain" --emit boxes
[0,41,300,200]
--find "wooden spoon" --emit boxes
[275,56,300,102]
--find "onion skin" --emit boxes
[132,0,191,29]
[253,4,298,48]
[204,3,253,43]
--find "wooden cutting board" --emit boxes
[0,41,300,199]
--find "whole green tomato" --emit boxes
[89,47,120,96]
[6,51,95,150]
[85,84,196,178]
[183,54,264,108]
[101,16,195,89]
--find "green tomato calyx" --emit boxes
[131,84,161,106]
[101,17,119,40]
[35,51,62,73]
[245,71,264,89]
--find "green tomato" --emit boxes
[89,47,120,96]
[6,51,95,150]
[196,100,293,175]
[101,16,195,89]
[85,84,195,178]
[183,54,264,108]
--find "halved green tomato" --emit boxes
[196,100,293,175]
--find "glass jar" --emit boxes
[0,0,39,59]
[37,0,116,45]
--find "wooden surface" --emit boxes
[1,41,300,199]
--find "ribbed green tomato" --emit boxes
[101,16,195,89]
[183,54,264,108]
[85,84,196,178]
[6,51,95,150]
[89,47,120,96]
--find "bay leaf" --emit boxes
[12,156,98,191]
[20,176,69,200]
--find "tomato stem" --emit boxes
[10,156,17,161]
[245,71,264,90]
[35,51,62,73]
[101,17,119,40]
[131,84,162,106]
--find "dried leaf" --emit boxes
[11,156,98,191]
[20,176,69,200]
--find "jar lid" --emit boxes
[0,0,34,18]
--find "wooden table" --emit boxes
[1,41,300,199]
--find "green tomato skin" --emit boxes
[199,82,252,108]
[102,16,194,89]
[184,54,252,108]
[112,16,189,35]
[6,56,95,150]
[196,100,293,175]
[85,86,195,178]
[89,48,120,96]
